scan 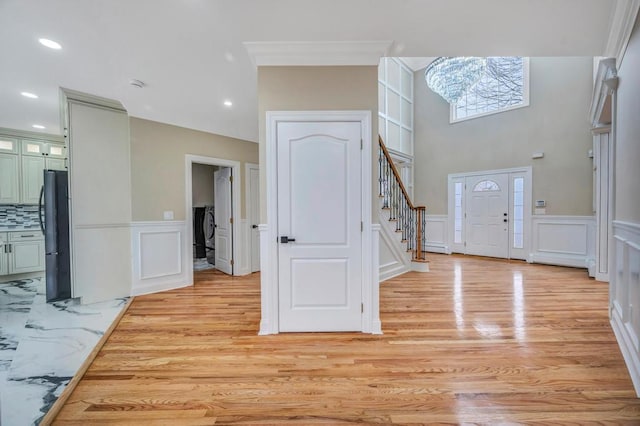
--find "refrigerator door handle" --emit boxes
[38,185,45,234]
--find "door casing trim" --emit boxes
[261,110,375,334]
[185,155,241,286]
[448,166,532,260]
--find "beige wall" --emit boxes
[616,17,640,224]
[414,57,594,216]
[130,117,258,221]
[191,163,217,207]
[257,66,378,223]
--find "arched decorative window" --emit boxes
[473,180,500,192]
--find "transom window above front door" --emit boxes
[473,180,500,192]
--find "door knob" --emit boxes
[252,225,258,229]
[503,213,508,216]
[503,219,508,223]
[280,236,296,243]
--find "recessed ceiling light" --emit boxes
[32,124,46,129]
[38,38,62,50]
[21,92,39,99]
[224,100,233,107]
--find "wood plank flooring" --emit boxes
[52,254,640,424]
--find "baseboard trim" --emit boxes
[131,280,192,296]
[380,264,410,282]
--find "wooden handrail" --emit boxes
[378,136,427,261]
[378,136,425,211]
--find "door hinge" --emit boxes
[361,221,363,232]
[230,217,233,224]
[361,303,364,313]
[229,175,233,183]
[360,139,363,150]
[230,259,234,266]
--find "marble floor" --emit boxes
[0,277,127,426]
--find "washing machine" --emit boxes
[204,205,215,263]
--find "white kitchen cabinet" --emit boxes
[0,153,20,204]
[21,155,45,204]
[45,143,66,159]
[6,231,45,275]
[46,157,66,171]
[19,140,67,204]
[0,233,8,276]
[0,136,18,154]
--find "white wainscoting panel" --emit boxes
[425,214,450,254]
[610,220,640,396]
[530,215,595,270]
[131,221,190,296]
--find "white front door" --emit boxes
[465,173,509,258]
[277,121,362,332]
[248,166,260,273]
[214,167,233,274]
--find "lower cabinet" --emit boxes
[0,231,45,276]
[0,234,7,275]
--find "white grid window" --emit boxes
[452,57,530,123]
[454,182,463,244]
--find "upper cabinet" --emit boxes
[0,129,66,205]
[0,136,18,154]
[0,153,19,204]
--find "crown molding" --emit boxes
[0,126,64,142]
[398,57,435,72]
[243,41,393,67]
[604,0,640,67]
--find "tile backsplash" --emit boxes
[0,205,41,229]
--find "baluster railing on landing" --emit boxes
[378,136,426,261]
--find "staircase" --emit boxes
[378,136,429,281]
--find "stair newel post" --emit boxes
[415,207,426,261]
[422,207,427,259]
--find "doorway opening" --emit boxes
[448,167,532,260]
[185,155,241,285]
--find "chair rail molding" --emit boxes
[131,221,190,296]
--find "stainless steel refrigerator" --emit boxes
[39,169,71,302]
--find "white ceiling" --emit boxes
[0,0,615,142]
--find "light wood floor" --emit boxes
[53,254,640,424]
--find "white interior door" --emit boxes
[249,166,260,272]
[277,121,362,332]
[465,174,509,258]
[214,167,233,274]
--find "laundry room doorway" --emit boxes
[185,155,240,283]
[191,163,219,271]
